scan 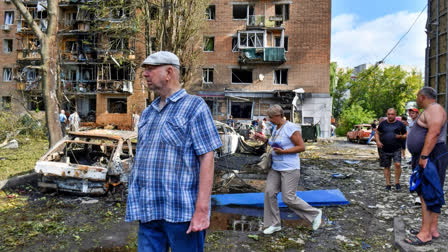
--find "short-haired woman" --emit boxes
[255,105,322,234]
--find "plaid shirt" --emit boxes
[126,89,222,223]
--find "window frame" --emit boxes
[275,4,290,21]
[107,97,128,114]
[274,69,288,85]
[4,11,14,25]
[238,31,265,49]
[3,39,13,53]
[202,68,214,84]
[231,68,253,84]
[232,4,254,20]
[203,36,215,52]
[205,5,216,20]
[274,36,288,52]
[232,36,238,52]
[3,68,12,82]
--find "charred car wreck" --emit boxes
[35,130,137,195]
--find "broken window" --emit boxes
[29,96,45,111]
[275,4,290,21]
[2,96,11,110]
[232,4,254,19]
[107,98,127,114]
[275,36,288,51]
[3,68,12,82]
[202,68,214,84]
[274,69,288,85]
[4,11,14,25]
[204,37,214,52]
[65,41,77,53]
[232,69,252,84]
[238,31,264,48]
[231,102,252,119]
[206,5,215,20]
[3,39,13,53]
[232,37,238,52]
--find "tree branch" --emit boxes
[11,0,46,40]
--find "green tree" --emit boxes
[347,66,423,117]
[331,66,353,121]
[336,104,375,136]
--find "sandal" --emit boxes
[409,228,440,239]
[404,235,431,246]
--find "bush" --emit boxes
[0,112,46,142]
[337,104,375,136]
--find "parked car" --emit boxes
[346,124,374,144]
[34,129,137,195]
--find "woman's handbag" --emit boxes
[256,125,284,170]
[257,148,272,170]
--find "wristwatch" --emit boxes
[420,155,428,160]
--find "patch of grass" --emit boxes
[0,136,48,180]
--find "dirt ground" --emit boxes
[1,138,447,251]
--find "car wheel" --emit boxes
[356,138,361,144]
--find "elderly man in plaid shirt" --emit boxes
[126,51,222,252]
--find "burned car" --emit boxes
[34,130,137,195]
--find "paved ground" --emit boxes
[0,138,447,251]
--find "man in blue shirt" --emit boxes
[126,51,222,252]
[59,110,67,136]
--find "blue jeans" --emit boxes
[138,220,205,252]
[366,131,375,144]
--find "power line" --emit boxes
[353,4,427,83]
[379,4,427,64]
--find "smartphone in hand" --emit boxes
[271,142,283,149]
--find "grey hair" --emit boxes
[387,108,396,114]
[267,105,284,117]
[419,87,437,99]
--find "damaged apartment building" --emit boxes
[191,0,332,137]
[1,0,331,136]
[1,0,146,128]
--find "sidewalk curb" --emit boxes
[0,172,38,190]
[394,217,439,252]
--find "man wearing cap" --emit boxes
[405,87,448,246]
[126,51,222,251]
[408,107,419,128]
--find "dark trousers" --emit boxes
[61,122,66,136]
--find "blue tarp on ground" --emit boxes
[211,189,349,207]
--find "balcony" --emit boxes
[17,80,42,92]
[63,80,97,94]
[97,80,133,93]
[238,48,286,64]
[247,15,284,29]
[17,49,41,61]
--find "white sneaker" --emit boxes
[312,209,322,230]
[263,225,282,235]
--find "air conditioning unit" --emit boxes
[1,24,10,31]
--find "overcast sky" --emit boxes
[331,0,427,71]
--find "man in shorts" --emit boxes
[375,108,407,190]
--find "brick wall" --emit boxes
[191,0,331,94]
